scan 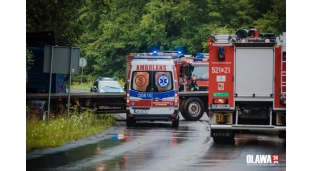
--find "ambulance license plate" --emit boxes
[211,104,230,109]
[134,109,149,114]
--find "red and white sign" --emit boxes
[218,83,224,90]
[246,154,280,165]
[136,65,167,71]
[211,67,231,74]
[135,75,147,87]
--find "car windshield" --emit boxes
[131,71,173,92]
[191,65,209,80]
[98,81,121,89]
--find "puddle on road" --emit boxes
[120,128,188,148]
[93,155,129,171]
[91,134,187,171]
[92,151,154,171]
[26,126,193,171]
[26,134,129,170]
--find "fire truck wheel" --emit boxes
[179,100,189,120]
[183,97,204,121]
[126,117,136,127]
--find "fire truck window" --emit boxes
[191,65,209,81]
[131,71,150,92]
[155,71,173,92]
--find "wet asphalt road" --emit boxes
[26,113,286,171]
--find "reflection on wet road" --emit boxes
[26,114,286,171]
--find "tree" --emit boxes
[27,0,286,82]
[79,0,149,80]
[253,0,286,34]
[26,0,85,46]
[26,48,34,71]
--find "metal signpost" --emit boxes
[43,46,80,124]
[79,58,87,84]
[285,0,288,171]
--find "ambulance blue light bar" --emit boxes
[134,56,173,59]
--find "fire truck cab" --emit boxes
[177,53,209,92]
[175,53,210,120]
[208,28,286,143]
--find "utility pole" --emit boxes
[285,0,288,170]
[24,0,27,160]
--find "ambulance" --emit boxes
[125,54,180,127]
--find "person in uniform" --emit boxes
[189,76,199,91]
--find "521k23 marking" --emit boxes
[211,67,230,74]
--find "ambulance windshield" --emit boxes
[131,71,173,92]
[191,65,209,81]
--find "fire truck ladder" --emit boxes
[281,54,286,97]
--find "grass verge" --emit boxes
[26,109,116,153]
[70,82,92,91]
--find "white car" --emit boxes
[90,77,124,93]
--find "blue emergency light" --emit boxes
[218,46,225,60]
[153,51,158,56]
[134,56,173,59]
[197,53,204,58]
[178,51,185,58]
[98,77,116,81]
[193,58,203,62]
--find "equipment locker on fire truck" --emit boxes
[208,28,286,143]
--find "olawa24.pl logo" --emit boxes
[246,154,280,165]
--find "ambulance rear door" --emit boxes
[151,59,175,115]
[129,59,153,115]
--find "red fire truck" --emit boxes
[208,28,286,143]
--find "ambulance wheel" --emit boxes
[126,117,136,127]
[172,118,179,128]
[183,97,204,121]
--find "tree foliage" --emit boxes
[26,48,34,71]
[26,0,87,46]
[27,0,286,81]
